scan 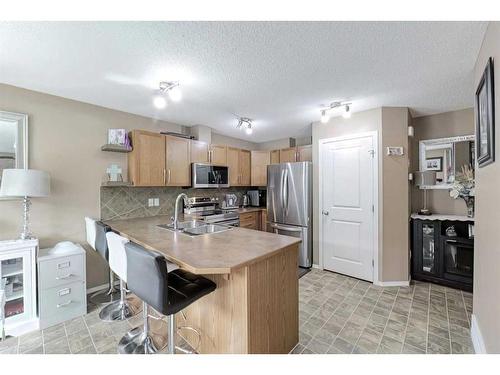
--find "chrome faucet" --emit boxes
[172,193,189,230]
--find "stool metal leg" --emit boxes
[99,279,137,321]
[89,268,120,306]
[118,301,158,354]
[168,314,175,354]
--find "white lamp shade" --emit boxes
[414,171,436,187]
[0,169,50,197]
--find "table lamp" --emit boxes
[414,170,436,215]
[0,169,51,239]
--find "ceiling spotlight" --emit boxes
[342,104,351,119]
[320,101,352,122]
[320,110,330,124]
[236,117,253,135]
[153,81,182,108]
[168,84,182,102]
[153,95,167,109]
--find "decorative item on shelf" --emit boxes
[108,128,126,145]
[445,225,457,237]
[106,164,123,183]
[414,170,436,215]
[449,164,475,218]
[0,169,51,239]
[475,57,495,168]
[425,157,443,172]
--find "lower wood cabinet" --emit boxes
[239,211,260,230]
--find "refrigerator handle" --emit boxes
[280,168,286,211]
[270,223,303,232]
[284,168,289,215]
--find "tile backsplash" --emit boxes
[100,186,252,221]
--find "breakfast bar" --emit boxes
[104,215,300,354]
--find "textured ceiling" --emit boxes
[0,22,487,142]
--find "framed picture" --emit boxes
[475,57,495,167]
[108,128,127,145]
[425,157,443,171]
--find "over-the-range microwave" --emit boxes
[191,163,229,188]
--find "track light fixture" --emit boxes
[153,81,182,108]
[236,117,253,135]
[320,101,352,122]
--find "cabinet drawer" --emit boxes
[38,254,85,289]
[39,281,86,329]
[240,212,258,229]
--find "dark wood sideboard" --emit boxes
[411,215,474,292]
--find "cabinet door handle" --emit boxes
[56,273,73,280]
[209,150,212,163]
[167,169,171,184]
[57,300,72,308]
[163,169,166,185]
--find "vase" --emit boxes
[463,196,475,218]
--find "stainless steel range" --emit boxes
[184,197,240,226]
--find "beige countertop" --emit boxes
[104,215,299,275]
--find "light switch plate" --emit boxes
[148,198,154,207]
[154,198,160,206]
[386,146,404,156]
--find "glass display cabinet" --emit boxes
[0,239,38,336]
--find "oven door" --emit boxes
[270,222,311,268]
[192,163,229,188]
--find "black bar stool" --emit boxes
[118,242,216,354]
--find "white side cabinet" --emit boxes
[38,242,87,330]
[0,239,39,337]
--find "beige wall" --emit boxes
[411,108,475,216]
[256,138,294,151]
[0,84,184,289]
[472,22,500,353]
[211,132,258,150]
[312,107,409,282]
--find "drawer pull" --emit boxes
[56,273,73,280]
[57,261,71,269]
[57,300,72,308]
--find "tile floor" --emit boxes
[0,269,474,354]
[293,269,474,354]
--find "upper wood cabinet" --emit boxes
[165,135,191,186]
[251,151,270,186]
[297,145,312,162]
[128,130,166,187]
[279,147,298,163]
[239,149,251,186]
[270,150,280,164]
[227,147,251,186]
[191,140,209,163]
[209,144,227,165]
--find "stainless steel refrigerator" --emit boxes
[267,162,312,268]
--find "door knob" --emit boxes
[322,210,329,216]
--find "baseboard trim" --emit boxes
[471,314,486,354]
[312,264,321,270]
[86,280,120,295]
[374,280,410,287]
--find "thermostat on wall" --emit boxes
[386,146,404,156]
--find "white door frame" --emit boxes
[318,131,379,284]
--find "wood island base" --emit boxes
[178,244,299,354]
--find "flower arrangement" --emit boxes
[449,164,475,217]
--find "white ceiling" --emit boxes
[0,22,487,142]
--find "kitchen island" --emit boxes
[104,215,300,354]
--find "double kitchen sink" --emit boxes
[157,220,232,236]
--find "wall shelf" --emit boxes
[101,181,132,187]
[101,144,132,153]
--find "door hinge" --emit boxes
[372,204,374,213]
[372,259,374,267]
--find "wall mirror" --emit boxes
[0,111,28,199]
[419,135,475,189]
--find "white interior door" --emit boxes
[321,134,375,282]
